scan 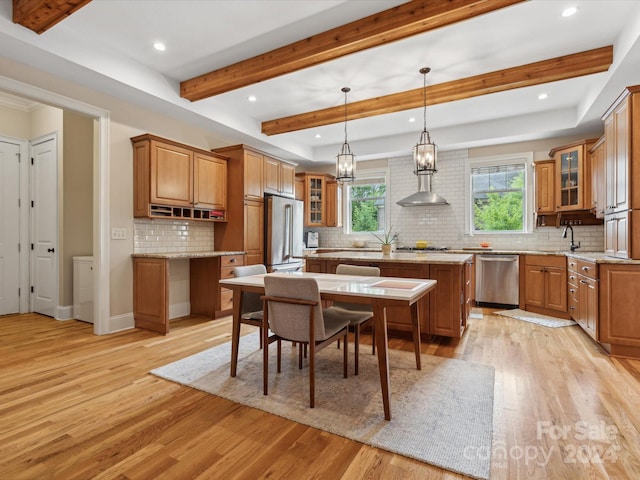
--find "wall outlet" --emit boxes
[111,228,127,240]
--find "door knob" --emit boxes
[47,248,55,253]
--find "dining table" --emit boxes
[220,271,437,421]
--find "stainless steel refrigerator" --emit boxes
[265,194,304,272]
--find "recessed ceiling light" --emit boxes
[408,117,416,123]
[153,42,166,51]
[562,7,577,17]
[315,134,321,139]
[538,93,548,100]
[247,95,257,102]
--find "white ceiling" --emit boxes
[1,0,640,168]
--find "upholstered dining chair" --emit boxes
[262,275,350,408]
[325,264,379,375]
[233,264,267,347]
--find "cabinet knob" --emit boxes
[569,306,576,310]
[580,279,588,284]
[581,266,590,272]
[229,258,236,263]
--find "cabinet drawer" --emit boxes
[567,258,579,271]
[568,282,578,300]
[567,272,579,285]
[526,255,566,268]
[576,259,596,279]
[219,288,233,311]
[221,255,244,268]
[568,296,578,320]
[220,267,237,280]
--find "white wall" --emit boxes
[313,135,605,252]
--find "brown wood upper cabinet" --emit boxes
[549,139,597,212]
[589,136,606,219]
[325,179,342,227]
[601,85,640,259]
[210,144,268,265]
[534,159,555,216]
[264,156,296,198]
[132,134,228,221]
[297,173,341,227]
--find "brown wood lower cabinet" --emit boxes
[133,253,244,335]
[599,264,640,358]
[567,258,598,340]
[132,257,169,334]
[307,258,470,339]
[521,255,569,319]
[190,254,244,317]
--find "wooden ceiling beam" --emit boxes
[261,45,614,136]
[180,0,526,101]
[13,0,92,34]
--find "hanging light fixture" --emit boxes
[413,67,437,175]
[336,86,356,182]
[397,67,448,206]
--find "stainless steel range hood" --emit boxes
[396,174,449,206]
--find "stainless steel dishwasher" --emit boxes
[475,254,519,306]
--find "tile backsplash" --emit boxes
[133,218,214,253]
[309,149,605,252]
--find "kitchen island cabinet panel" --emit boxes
[429,263,465,337]
[324,259,429,335]
[306,252,471,339]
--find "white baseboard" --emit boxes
[109,312,134,333]
[98,302,191,334]
[169,302,191,320]
[55,305,73,321]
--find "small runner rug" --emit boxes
[151,332,495,479]
[495,308,577,327]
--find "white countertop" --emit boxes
[220,271,438,302]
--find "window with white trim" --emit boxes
[344,171,388,235]
[466,153,533,234]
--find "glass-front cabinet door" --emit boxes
[550,139,596,212]
[559,148,580,209]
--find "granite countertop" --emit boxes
[305,251,473,264]
[131,251,245,259]
[565,252,640,264]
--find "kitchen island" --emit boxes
[305,251,473,339]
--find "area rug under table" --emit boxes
[151,332,495,480]
[495,308,577,327]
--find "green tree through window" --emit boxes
[350,183,386,232]
[472,165,525,232]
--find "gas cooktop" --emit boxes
[396,246,450,251]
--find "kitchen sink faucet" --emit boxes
[562,225,581,252]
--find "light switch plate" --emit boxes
[111,228,127,240]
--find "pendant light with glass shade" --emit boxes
[397,67,449,206]
[336,87,356,182]
[413,67,437,174]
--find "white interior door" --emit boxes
[30,136,58,317]
[0,140,20,315]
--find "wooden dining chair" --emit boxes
[233,264,267,347]
[325,264,379,375]
[262,275,350,408]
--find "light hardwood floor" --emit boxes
[1,310,639,479]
